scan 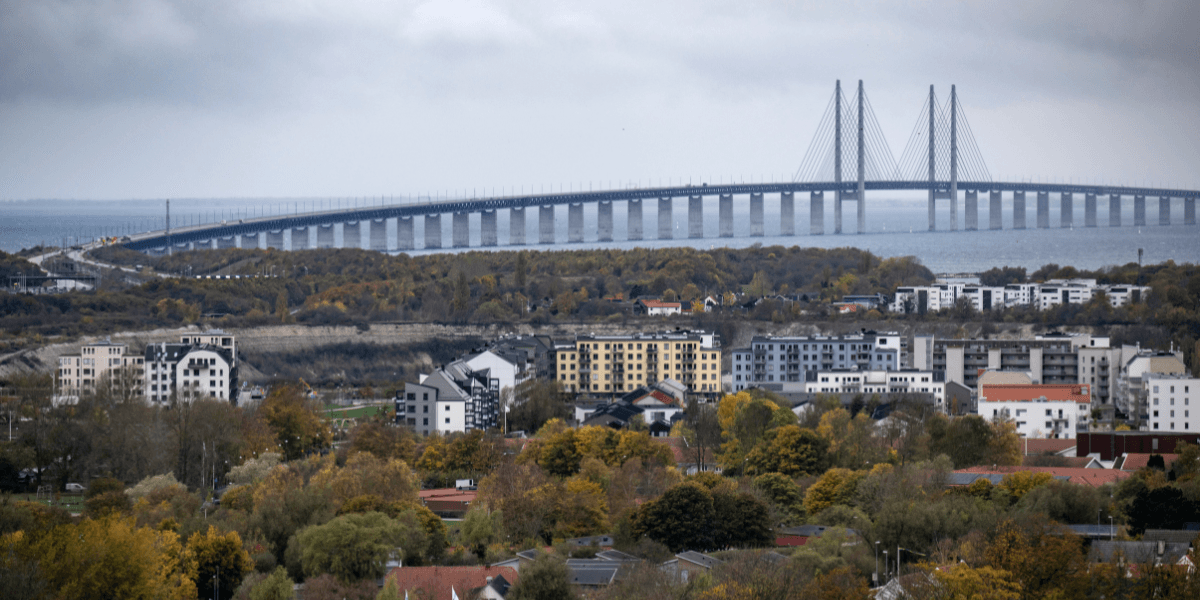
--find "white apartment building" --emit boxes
[1144,374,1200,432]
[802,369,948,409]
[892,278,1150,314]
[144,330,239,404]
[56,339,145,404]
[978,383,1092,439]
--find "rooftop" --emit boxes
[955,466,1130,488]
[385,566,518,600]
[979,384,1091,404]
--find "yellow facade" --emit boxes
[556,332,722,396]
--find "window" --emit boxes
[423,418,428,426]
[445,418,450,424]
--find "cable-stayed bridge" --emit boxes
[124,81,1198,254]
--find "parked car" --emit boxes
[65,483,86,493]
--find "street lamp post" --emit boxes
[874,541,880,586]
[882,550,888,581]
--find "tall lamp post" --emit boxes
[874,541,881,586]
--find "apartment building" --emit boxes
[977,383,1092,439]
[800,368,947,408]
[1117,351,1189,424]
[1144,374,1200,432]
[891,278,1150,314]
[56,339,145,404]
[730,332,900,390]
[400,361,499,435]
[145,341,237,404]
[556,331,722,399]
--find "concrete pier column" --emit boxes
[688,196,703,239]
[1109,195,1122,227]
[174,242,191,253]
[835,190,843,234]
[949,188,958,231]
[627,200,643,241]
[781,192,795,235]
[1134,196,1146,226]
[481,210,497,247]
[217,236,237,249]
[539,205,555,244]
[810,191,825,235]
[1013,191,1026,229]
[597,201,613,242]
[398,217,414,251]
[1159,197,1171,226]
[370,219,388,251]
[1186,198,1196,225]
[452,212,470,247]
[424,215,441,249]
[1060,193,1073,228]
[965,190,978,230]
[568,204,584,243]
[750,193,764,236]
[291,227,309,250]
[241,232,259,249]
[658,198,673,239]
[1085,194,1097,227]
[342,221,361,248]
[989,191,1002,230]
[266,230,285,250]
[718,195,733,237]
[509,207,526,245]
[317,224,335,248]
[1037,192,1050,229]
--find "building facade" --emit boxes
[56,339,145,404]
[799,369,948,409]
[399,362,499,435]
[556,331,722,398]
[730,332,901,390]
[1143,374,1199,432]
[978,383,1092,439]
[891,279,1150,315]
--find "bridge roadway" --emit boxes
[124,180,1199,253]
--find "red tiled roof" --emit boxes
[385,566,518,600]
[1021,438,1077,456]
[956,465,1130,488]
[775,535,809,547]
[980,384,1091,404]
[1120,453,1179,472]
[640,300,682,309]
[1021,456,1095,468]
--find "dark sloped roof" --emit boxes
[1142,530,1200,545]
[675,551,721,569]
[1091,541,1191,564]
[595,550,641,562]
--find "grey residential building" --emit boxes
[730,332,901,388]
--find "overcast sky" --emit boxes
[1,0,1197,201]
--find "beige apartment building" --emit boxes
[556,330,722,399]
[56,339,145,403]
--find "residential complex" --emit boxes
[729,332,900,390]
[56,339,145,404]
[1142,374,1198,432]
[556,330,722,398]
[891,279,1150,314]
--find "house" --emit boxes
[384,565,519,600]
[1090,540,1192,569]
[1117,453,1180,472]
[582,402,644,429]
[418,488,476,518]
[635,299,683,316]
[662,551,721,583]
[952,466,1130,488]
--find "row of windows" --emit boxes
[1152,385,1192,393]
[577,342,703,351]
[1152,397,1191,406]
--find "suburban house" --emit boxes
[384,565,518,600]
[636,299,683,316]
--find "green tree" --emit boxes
[631,482,715,552]
[258,386,332,460]
[249,567,294,600]
[507,553,577,600]
[744,425,829,478]
[296,511,426,583]
[754,472,805,523]
[461,504,503,562]
[803,468,865,516]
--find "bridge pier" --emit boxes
[989,191,1002,230]
[266,230,284,250]
[1037,192,1050,229]
[174,242,191,253]
[1134,196,1146,226]
[1186,198,1196,225]
[317,224,335,249]
[1159,197,1171,226]
[453,212,470,248]
[539,206,554,244]
[217,236,237,250]
[688,196,703,239]
[1109,195,1121,227]
[835,190,842,234]
[568,204,584,243]
[597,201,613,242]
[811,191,825,235]
[1060,193,1073,228]
[1085,194,1097,227]
[964,190,978,230]
[1013,191,1026,229]
[241,232,260,249]
[481,210,497,247]
[291,227,309,250]
[658,198,673,239]
[343,221,361,248]
[370,219,388,251]
[398,217,414,251]
[718,195,733,238]
[781,192,795,235]
[627,200,643,241]
[950,189,958,231]
[509,208,525,245]
[424,215,441,249]
[750,193,764,236]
